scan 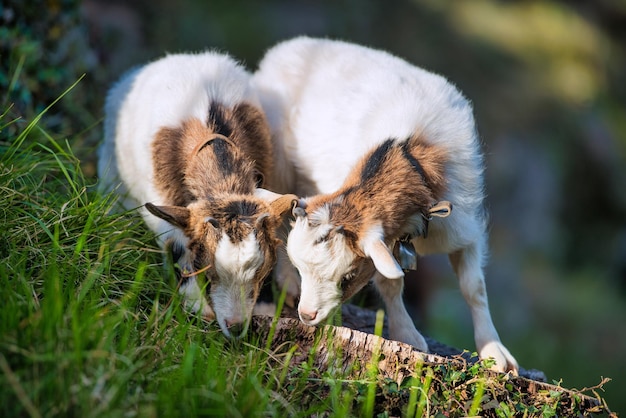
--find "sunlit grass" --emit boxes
[0,104,295,416]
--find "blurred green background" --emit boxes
[2,0,625,413]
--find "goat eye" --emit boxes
[314,232,331,245]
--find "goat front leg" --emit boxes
[179,277,215,321]
[449,245,519,374]
[165,242,215,321]
[373,272,429,352]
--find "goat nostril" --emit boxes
[224,318,244,337]
[300,310,317,322]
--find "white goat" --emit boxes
[252,36,519,373]
[98,51,297,337]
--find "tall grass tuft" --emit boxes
[1,95,386,417]
[0,101,299,417]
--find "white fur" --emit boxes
[253,36,518,373]
[212,232,265,335]
[360,223,404,280]
[214,232,264,284]
[287,216,355,323]
[98,51,273,338]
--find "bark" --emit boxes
[248,304,607,414]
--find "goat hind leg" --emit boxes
[449,245,518,373]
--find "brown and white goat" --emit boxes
[98,51,296,337]
[252,36,519,373]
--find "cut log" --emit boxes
[248,304,608,415]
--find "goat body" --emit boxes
[98,51,296,337]
[252,36,518,373]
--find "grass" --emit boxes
[0,97,616,417]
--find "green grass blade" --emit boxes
[3,75,84,161]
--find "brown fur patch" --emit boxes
[229,103,274,182]
[152,102,273,206]
[152,124,194,206]
[306,135,448,245]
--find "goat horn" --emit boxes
[293,206,307,218]
[191,133,235,156]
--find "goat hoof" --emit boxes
[479,341,519,375]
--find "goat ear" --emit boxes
[360,227,404,279]
[429,201,452,218]
[145,202,190,229]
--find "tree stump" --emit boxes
[248,304,610,416]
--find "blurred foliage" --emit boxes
[0,0,102,152]
[1,0,625,413]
